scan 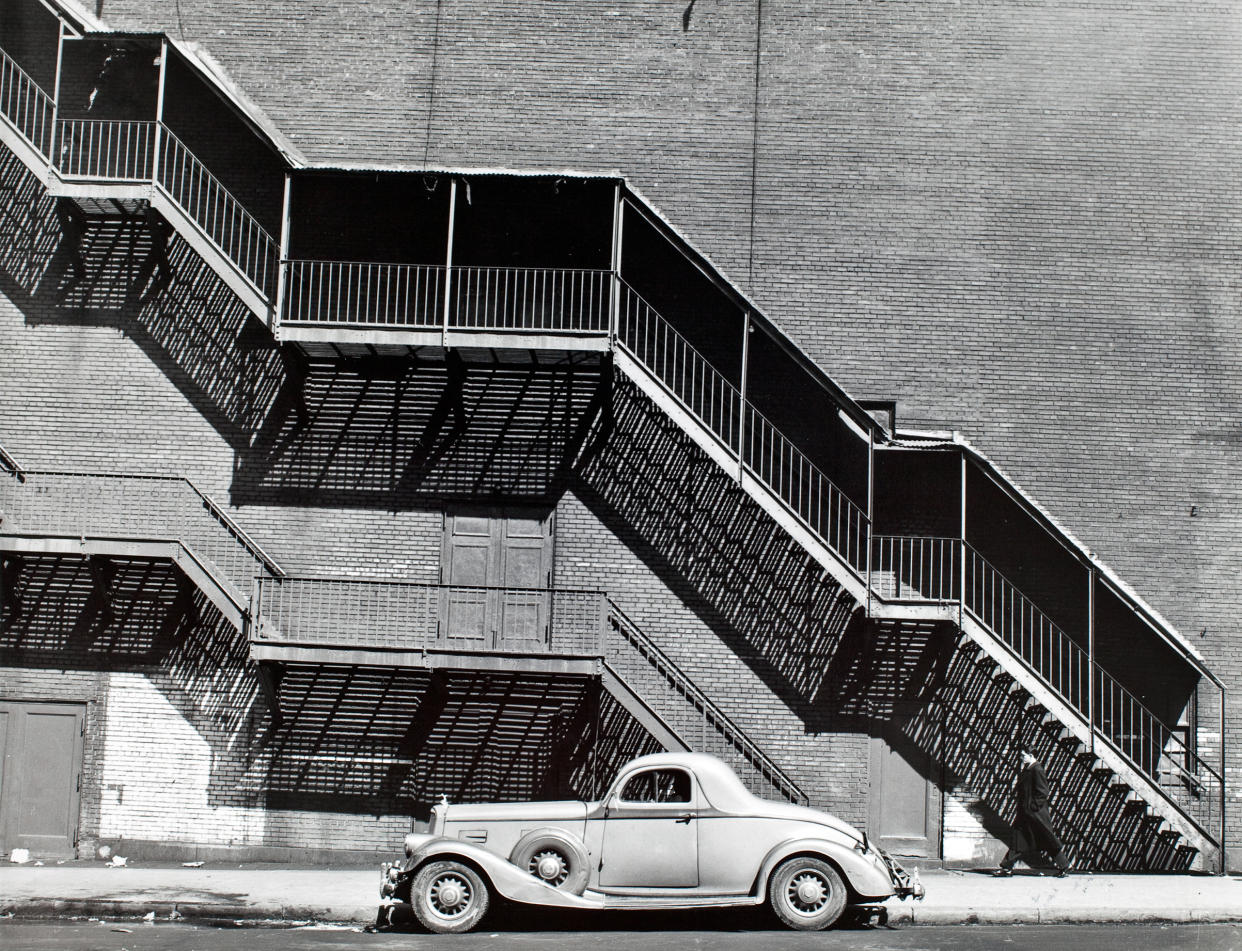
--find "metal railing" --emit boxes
[253,575,606,656]
[963,543,1221,841]
[0,45,53,158]
[617,281,742,447]
[745,401,868,572]
[281,259,445,328]
[616,280,868,574]
[605,600,808,806]
[157,126,279,298]
[0,468,282,602]
[871,534,958,602]
[450,266,611,333]
[965,544,1090,721]
[55,119,155,181]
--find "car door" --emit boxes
[598,767,699,888]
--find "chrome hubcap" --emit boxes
[429,874,472,918]
[530,849,570,886]
[788,871,829,914]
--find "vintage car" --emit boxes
[380,752,924,934]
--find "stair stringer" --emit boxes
[599,663,690,755]
[955,610,1217,869]
[147,183,272,324]
[0,119,53,192]
[613,347,870,606]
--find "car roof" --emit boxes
[615,752,761,813]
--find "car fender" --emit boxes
[754,837,895,902]
[407,837,605,910]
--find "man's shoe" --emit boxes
[992,867,1013,877]
[1054,867,1069,878]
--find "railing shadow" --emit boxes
[0,550,668,843]
[0,551,261,808]
[252,666,660,826]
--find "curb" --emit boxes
[1,900,377,925]
[888,906,1242,926]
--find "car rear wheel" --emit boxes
[509,830,590,895]
[768,856,848,931]
[411,860,490,934]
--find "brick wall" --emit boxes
[6,0,1242,859]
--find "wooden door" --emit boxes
[0,702,84,858]
[442,510,552,650]
[868,704,941,858]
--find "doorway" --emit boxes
[0,701,84,858]
[868,703,941,859]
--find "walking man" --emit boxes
[994,747,1070,876]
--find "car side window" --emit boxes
[618,768,692,804]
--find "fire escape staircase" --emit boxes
[0,4,1223,867]
[0,442,805,805]
[0,444,282,632]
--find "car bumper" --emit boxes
[879,850,925,900]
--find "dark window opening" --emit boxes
[619,769,691,804]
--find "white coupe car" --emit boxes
[381,752,923,933]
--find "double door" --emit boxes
[441,510,553,651]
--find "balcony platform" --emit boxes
[279,324,611,362]
[250,640,601,676]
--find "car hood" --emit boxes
[443,800,589,823]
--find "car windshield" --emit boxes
[619,768,691,804]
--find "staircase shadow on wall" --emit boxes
[0,151,614,507]
[0,151,296,456]
[835,617,1196,872]
[572,375,1195,870]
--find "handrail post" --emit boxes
[151,38,167,185]
[959,450,967,628]
[442,177,458,347]
[274,171,292,330]
[1087,563,1096,755]
[50,19,64,167]
[609,185,622,344]
[250,575,263,639]
[1220,682,1227,874]
[738,312,751,483]
[865,426,874,618]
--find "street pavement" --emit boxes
[2,920,1242,951]
[1,863,1240,927]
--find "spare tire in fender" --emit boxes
[508,829,591,895]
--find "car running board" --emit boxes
[592,892,758,911]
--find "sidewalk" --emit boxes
[1,863,1240,926]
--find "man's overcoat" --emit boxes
[1011,760,1063,855]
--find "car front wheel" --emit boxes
[411,860,490,934]
[768,856,848,931]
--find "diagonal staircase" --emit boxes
[0,445,282,630]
